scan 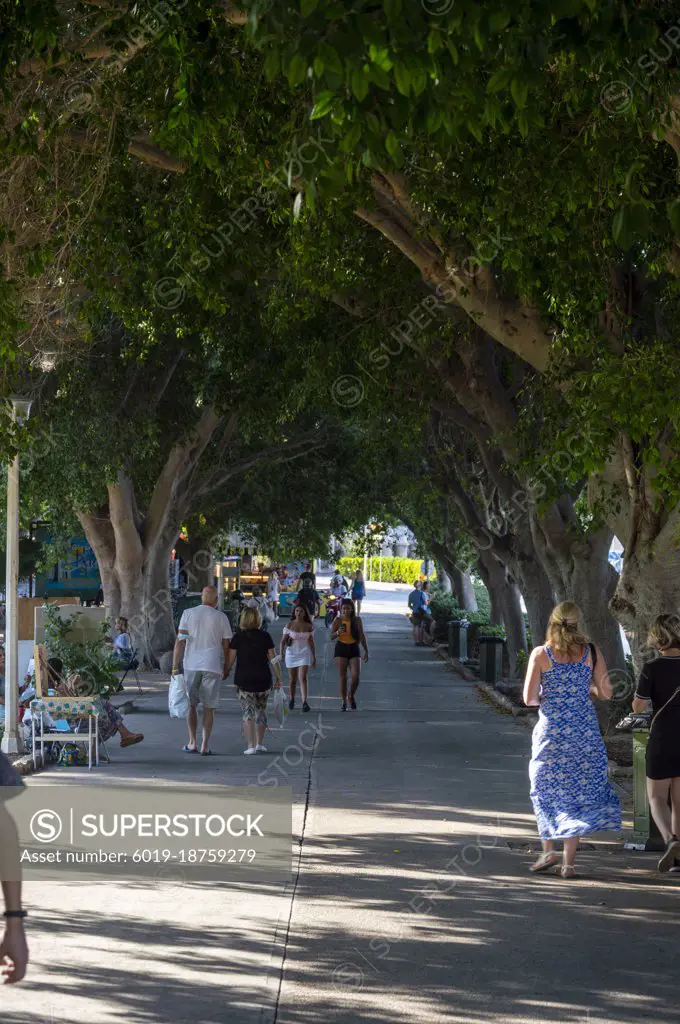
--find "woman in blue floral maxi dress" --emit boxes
[523,602,621,878]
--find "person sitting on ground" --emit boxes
[632,614,680,872]
[225,606,281,755]
[50,657,144,749]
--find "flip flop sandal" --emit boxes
[200,750,212,756]
[530,853,560,874]
[182,745,198,753]
[560,865,577,879]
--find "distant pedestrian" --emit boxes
[351,570,366,614]
[407,580,426,646]
[331,598,368,711]
[281,606,316,712]
[267,570,280,619]
[523,601,620,878]
[247,586,271,625]
[173,585,232,756]
[295,576,320,621]
[298,562,316,590]
[226,606,281,755]
[632,614,680,871]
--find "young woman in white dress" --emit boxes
[280,606,316,712]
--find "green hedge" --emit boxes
[337,556,423,584]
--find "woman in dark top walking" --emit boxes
[632,614,680,871]
[226,607,281,755]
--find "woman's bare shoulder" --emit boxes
[529,645,549,667]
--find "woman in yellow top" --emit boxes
[331,598,368,711]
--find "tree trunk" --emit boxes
[450,565,478,613]
[430,540,478,611]
[499,578,526,678]
[476,550,505,626]
[436,566,452,594]
[512,546,554,649]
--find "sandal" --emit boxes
[121,734,144,748]
[182,745,198,753]
[560,865,577,879]
[529,852,560,874]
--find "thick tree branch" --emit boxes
[127,136,187,173]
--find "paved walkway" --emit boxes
[5,592,679,1023]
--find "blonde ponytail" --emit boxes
[544,601,589,657]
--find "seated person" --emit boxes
[50,657,144,749]
[111,617,137,667]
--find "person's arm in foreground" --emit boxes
[224,644,237,678]
[0,807,28,983]
[523,648,542,706]
[356,617,369,663]
[590,647,612,700]
[632,662,651,713]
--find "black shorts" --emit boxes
[334,641,361,660]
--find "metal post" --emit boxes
[2,455,20,753]
[363,526,368,580]
[3,396,31,755]
[379,552,382,582]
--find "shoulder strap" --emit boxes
[651,686,680,731]
[543,645,556,665]
[588,642,597,668]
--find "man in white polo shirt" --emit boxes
[172,586,232,756]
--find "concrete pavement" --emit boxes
[5,587,679,1024]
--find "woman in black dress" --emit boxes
[632,614,680,871]
[226,607,281,755]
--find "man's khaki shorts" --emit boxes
[185,671,222,710]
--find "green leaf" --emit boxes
[385,130,404,165]
[489,10,511,32]
[300,0,319,13]
[486,68,513,93]
[428,30,443,55]
[394,63,411,96]
[517,110,529,137]
[628,203,649,236]
[351,68,369,101]
[310,91,336,119]
[263,49,280,82]
[370,64,391,90]
[287,54,307,88]
[612,206,633,249]
[313,56,325,76]
[467,120,483,143]
[511,77,529,108]
[446,40,459,65]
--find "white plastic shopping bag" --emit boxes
[271,685,287,729]
[169,672,189,718]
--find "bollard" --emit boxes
[477,635,505,685]
[624,727,665,851]
[448,620,468,661]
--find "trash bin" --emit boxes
[478,635,505,685]
[448,620,468,661]
[625,726,665,851]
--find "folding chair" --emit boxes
[119,648,142,694]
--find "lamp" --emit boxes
[10,395,33,426]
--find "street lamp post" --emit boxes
[2,396,32,755]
